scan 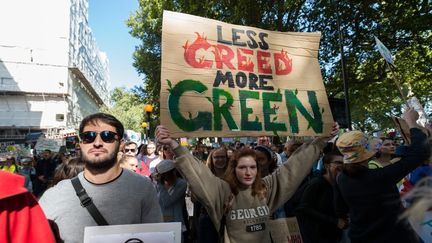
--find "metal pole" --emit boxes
[334,0,352,129]
[386,63,410,107]
[146,112,150,140]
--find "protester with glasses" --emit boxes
[123,141,138,156]
[39,113,162,243]
[136,142,158,177]
[295,149,348,243]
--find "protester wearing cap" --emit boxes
[334,108,430,243]
[155,160,188,241]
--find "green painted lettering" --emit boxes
[212,88,238,131]
[285,90,323,133]
[168,79,212,132]
[262,91,287,132]
[239,90,262,131]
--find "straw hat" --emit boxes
[336,131,377,164]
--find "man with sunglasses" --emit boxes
[39,113,162,242]
[123,141,138,156]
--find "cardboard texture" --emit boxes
[161,11,333,138]
[268,217,303,243]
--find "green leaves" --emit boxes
[101,87,146,132]
[167,79,172,92]
[127,0,431,131]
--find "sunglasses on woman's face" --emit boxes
[79,131,119,144]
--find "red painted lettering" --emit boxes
[237,48,254,72]
[274,49,292,75]
[215,44,235,70]
[257,50,272,74]
[183,32,213,68]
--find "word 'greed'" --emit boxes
[183,26,293,77]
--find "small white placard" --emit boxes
[412,211,432,243]
[84,222,181,243]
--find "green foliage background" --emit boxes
[100,88,146,132]
[119,0,431,132]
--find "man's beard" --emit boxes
[81,147,119,174]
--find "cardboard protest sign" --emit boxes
[268,217,303,243]
[374,36,394,66]
[34,137,63,152]
[407,97,430,127]
[392,117,411,144]
[161,11,334,138]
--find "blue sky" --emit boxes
[88,0,142,90]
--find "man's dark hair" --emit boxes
[79,113,124,138]
[322,149,343,165]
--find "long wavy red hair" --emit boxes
[224,148,266,199]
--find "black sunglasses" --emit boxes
[125,148,136,153]
[79,131,119,144]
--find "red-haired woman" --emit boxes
[156,124,338,243]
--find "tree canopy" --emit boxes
[101,87,146,132]
[127,0,431,132]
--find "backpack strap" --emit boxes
[71,177,109,225]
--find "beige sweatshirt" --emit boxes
[174,139,325,243]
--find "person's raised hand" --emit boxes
[155,125,179,149]
[337,218,349,229]
[329,122,340,138]
[315,122,340,144]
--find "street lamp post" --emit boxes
[143,104,154,142]
[141,122,148,142]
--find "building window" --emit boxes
[56,114,65,121]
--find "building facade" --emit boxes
[0,0,110,142]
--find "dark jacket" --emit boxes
[335,128,430,243]
[296,174,342,243]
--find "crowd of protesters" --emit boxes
[0,108,431,243]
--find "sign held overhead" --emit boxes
[160,11,334,137]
